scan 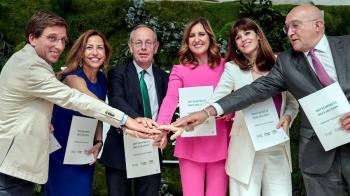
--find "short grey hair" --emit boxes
[129,24,158,42]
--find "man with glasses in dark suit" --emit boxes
[100,24,169,196]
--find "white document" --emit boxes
[123,134,160,178]
[299,82,350,151]
[179,86,217,137]
[49,133,61,154]
[97,122,110,159]
[63,116,98,165]
[243,98,289,151]
[98,98,110,159]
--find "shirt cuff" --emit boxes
[212,103,224,116]
[120,114,129,127]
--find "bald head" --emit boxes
[287,4,323,24]
[285,4,325,52]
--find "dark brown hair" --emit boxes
[61,29,112,75]
[226,18,275,71]
[178,18,221,68]
[25,11,68,43]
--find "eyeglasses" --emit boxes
[131,40,155,49]
[283,19,318,34]
[42,34,69,45]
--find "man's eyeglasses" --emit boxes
[283,19,318,34]
[131,41,155,49]
[42,34,69,45]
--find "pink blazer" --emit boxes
[157,59,232,162]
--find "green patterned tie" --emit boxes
[139,70,152,118]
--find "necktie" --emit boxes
[139,70,152,118]
[308,49,334,86]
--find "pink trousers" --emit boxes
[179,158,228,196]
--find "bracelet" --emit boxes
[202,109,211,118]
[93,139,103,146]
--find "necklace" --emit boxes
[251,66,268,76]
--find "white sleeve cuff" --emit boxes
[212,103,224,116]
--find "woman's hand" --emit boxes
[158,124,185,140]
[49,123,54,133]
[276,115,292,132]
[153,132,168,149]
[88,142,103,165]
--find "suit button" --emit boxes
[105,111,115,117]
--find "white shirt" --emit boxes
[303,34,338,82]
[133,61,159,120]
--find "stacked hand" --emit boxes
[152,131,168,149]
[123,110,212,148]
[156,108,213,141]
[157,124,186,140]
[124,117,161,139]
[172,109,210,130]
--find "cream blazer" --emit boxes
[211,61,299,185]
[0,44,124,184]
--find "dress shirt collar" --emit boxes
[133,60,154,78]
[303,34,329,55]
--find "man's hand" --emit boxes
[172,110,211,131]
[340,112,350,132]
[276,115,291,132]
[124,118,161,139]
[135,117,159,129]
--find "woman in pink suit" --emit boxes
[156,18,232,196]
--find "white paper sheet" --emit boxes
[299,82,350,151]
[98,98,110,159]
[63,116,98,165]
[49,133,61,154]
[179,86,216,137]
[243,98,289,151]
[123,134,160,178]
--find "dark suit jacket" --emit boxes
[217,35,350,174]
[100,62,169,170]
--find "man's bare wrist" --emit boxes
[204,106,217,117]
[202,109,210,118]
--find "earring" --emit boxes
[100,62,106,70]
[235,49,241,55]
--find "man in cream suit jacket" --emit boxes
[0,11,159,196]
[175,4,350,196]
